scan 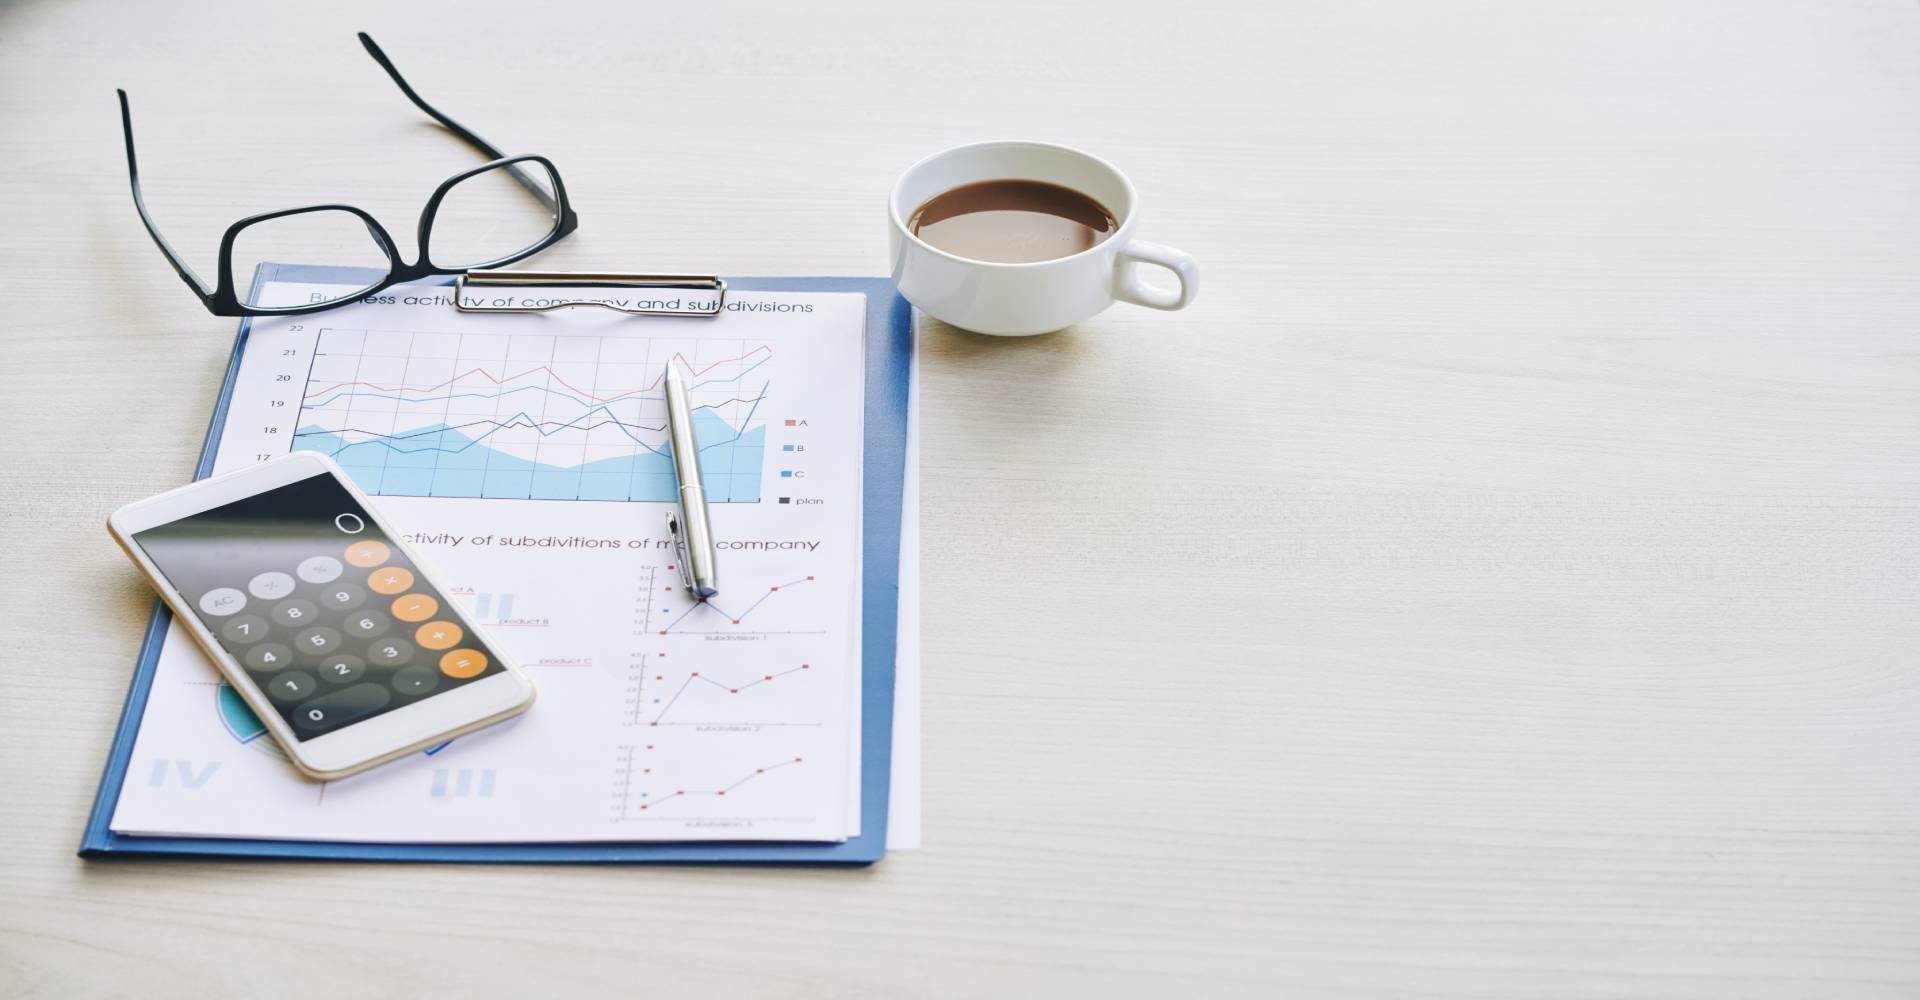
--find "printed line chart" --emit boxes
[649,575,824,636]
[609,746,811,822]
[627,661,819,727]
[290,328,771,502]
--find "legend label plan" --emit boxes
[775,416,825,506]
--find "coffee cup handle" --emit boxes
[1113,241,1199,311]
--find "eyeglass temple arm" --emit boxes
[356,32,560,213]
[116,89,214,297]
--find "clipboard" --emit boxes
[80,265,911,865]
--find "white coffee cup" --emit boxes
[887,140,1199,336]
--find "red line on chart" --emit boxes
[657,576,815,634]
[632,757,804,812]
[304,344,773,404]
[648,664,811,725]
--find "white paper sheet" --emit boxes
[112,281,876,843]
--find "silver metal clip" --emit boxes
[454,271,726,316]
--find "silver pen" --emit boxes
[663,359,720,598]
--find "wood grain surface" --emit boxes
[2,1,1918,996]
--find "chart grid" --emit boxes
[291,328,770,502]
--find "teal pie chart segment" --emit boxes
[216,683,269,744]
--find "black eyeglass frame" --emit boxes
[117,32,580,317]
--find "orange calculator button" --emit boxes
[415,620,463,650]
[368,567,415,595]
[439,648,488,679]
[390,593,439,622]
[344,540,391,567]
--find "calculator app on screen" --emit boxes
[133,472,503,741]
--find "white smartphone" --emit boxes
[107,452,535,780]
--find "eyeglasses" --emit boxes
[117,33,580,317]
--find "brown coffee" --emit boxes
[908,180,1117,264]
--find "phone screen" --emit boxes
[134,471,504,741]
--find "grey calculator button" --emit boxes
[271,598,320,628]
[244,642,294,671]
[198,587,246,617]
[248,571,296,600]
[266,671,317,703]
[319,582,368,612]
[316,654,366,685]
[343,609,391,639]
[391,665,439,696]
[294,625,342,655]
[367,637,414,666]
[219,614,270,645]
[297,555,344,583]
[291,682,391,732]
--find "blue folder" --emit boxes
[81,266,910,864]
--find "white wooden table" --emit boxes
[3,1,1917,996]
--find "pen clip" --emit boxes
[667,512,696,596]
